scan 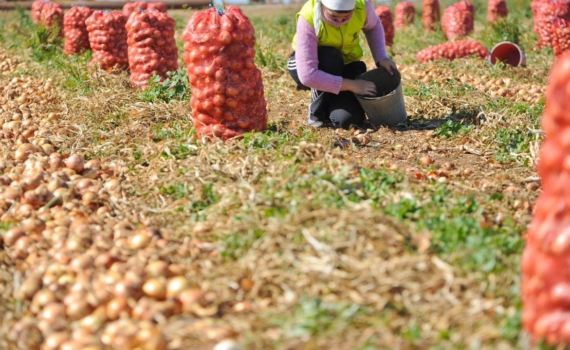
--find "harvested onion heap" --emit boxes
[394,1,415,29]
[40,1,64,37]
[552,18,570,57]
[0,73,215,350]
[487,0,508,23]
[63,6,93,55]
[0,52,24,73]
[442,0,475,40]
[123,1,167,18]
[86,10,129,72]
[417,40,488,62]
[375,6,394,47]
[400,65,545,103]
[531,0,570,49]
[522,51,570,346]
[183,6,267,140]
[31,0,50,24]
[422,0,440,31]
[126,9,178,88]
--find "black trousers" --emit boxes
[288,46,367,129]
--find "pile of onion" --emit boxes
[63,6,93,55]
[374,5,394,46]
[487,0,508,23]
[126,9,178,88]
[394,1,415,29]
[417,40,488,62]
[441,0,475,40]
[182,6,268,140]
[522,51,570,346]
[422,0,441,31]
[85,10,129,72]
[0,72,209,350]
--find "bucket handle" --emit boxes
[356,88,398,100]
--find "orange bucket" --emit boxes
[488,41,526,67]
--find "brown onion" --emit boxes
[166,276,190,299]
[142,278,167,300]
[65,154,85,173]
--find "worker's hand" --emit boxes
[376,57,398,75]
[350,79,377,96]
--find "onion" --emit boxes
[145,260,168,277]
[129,231,151,249]
[21,172,43,191]
[71,255,95,272]
[179,289,202,313]
[21,217,46,234]
[142,278,167,299]
[31,289,57,313]
[166,276,190,299]
[4,227,25,246]
[17,274,42,300]
[67,299,94,321]
[43,332,70,350]
[106,297,131,320]
[42,143,55,155]
[65,154,85,173]
[15,143,38,161]
[40,302,66,322]
[49,153,64,169]
[85,159,101,170]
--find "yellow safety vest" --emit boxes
[292,0,367,64]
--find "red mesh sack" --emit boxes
[417,40,488,61]
[85,11,129,71]
[31,0,49,24]
[442,0,475,40]
[553,18,570,56]
[422,0,441,30]
[183,6,267,141]
[123,2,167,18]
[40,2,63,37]
[532,0,570,48]
[375,5,394,46]
[487,0,508,23]
[126,9,178,88]
[63,6,93,55]
[522,51,570,347]
[394,2,415,28]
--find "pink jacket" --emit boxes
[294,0,388,94]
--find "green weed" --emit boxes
[141,69,190,103]
[494,127,532,164]
[151,121,195,142]
[159,143,198,160]
[435,119,476,138]
[485,17,522,48]
[160,183,190,200]
[280,297,365,340]
[219,229,265,260]
[188,183,218,212]
[255,43,286,72]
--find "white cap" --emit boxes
[321,0,356,11]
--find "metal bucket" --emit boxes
[355,83,407,127]
[354,67,407,127]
